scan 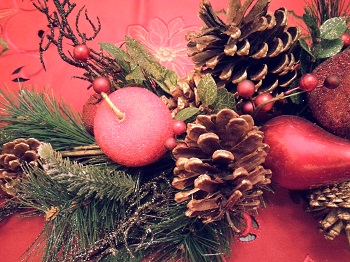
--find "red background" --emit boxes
[0,0,349,261]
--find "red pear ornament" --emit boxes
[261,115,350,190]
[94,87,174,167]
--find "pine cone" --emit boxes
[172,108,271,231]
[187,0,300,98]
[308,181,350,247]
[162,71,203,117]
[0,138,41,195]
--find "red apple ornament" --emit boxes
[261,115,350,190]
[94,87,174,167]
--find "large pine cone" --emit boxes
[172,108,271,230]
[308,181,350,246]
[187,0,300,98]
[0,138,41,195]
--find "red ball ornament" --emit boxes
[254,93,274,112]
[237,80,255,98]
[92,77,111,94]
[299,73,319,92]
[73,44,90,61]
[94,87,174,167]
[323,75,340,89]
[341,32,350,47]
[172,120,186,135]
[241,101,254,114]
[164,137,177,150]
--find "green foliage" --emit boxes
[18,144,138,261]
[299,0,350,70]
[319,17,346,40]
[99,42,131,72]
[100,37,178,95]
[315,38,344,58]
[0,88,95,150]
[300,16,347,61]
[197,74,218,105]
[174,107,200,122]
[210,88,236,113]
[38,143,135,201]
[197,74,236,112]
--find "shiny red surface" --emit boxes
[0,1,349,261]
[263,115,350,189]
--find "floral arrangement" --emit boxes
[1,0,350,261]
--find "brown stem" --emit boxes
[101,92,125,120]
[60,149,104,157]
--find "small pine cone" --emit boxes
[163,71,203,117]
[172,108,271,230]
[187,0,300,99]
[308,181,350,247]
[0,138,41,195]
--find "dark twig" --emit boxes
[33,0,122,90]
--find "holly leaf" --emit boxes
[99,42,131,72]
[197,74,217,106]
[174,107,200,121]
[210,88,236,112]
[316,38,344,58]
[320,17,346,40]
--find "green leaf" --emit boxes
[125,66,145,83]
[125,36,177,94]
[302,13,320,38]
[174,107,200,121]
[316,38,344,58]
[298,38,314,58]
[197,74,217,105]
[320,17,346,40]
[99,42,130,72]
[210,88,236,112]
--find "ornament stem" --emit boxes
[101,92,125,120]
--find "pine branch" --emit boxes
[0,88,95,150]
[16,145,139,262]
[38,143,135,201]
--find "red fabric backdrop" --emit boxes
[0,0,349,261]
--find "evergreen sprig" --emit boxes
[16,144,138,262]
[0,88,95,150]
[38,143,135,201]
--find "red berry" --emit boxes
[323,75,340,89]
[73,44,90,61]
[164,137,178,150]
[254,93,274,112]
[299,73,318,92]
[172,120,186,135]
[92,77,111,94]
[241,101,254,114]
[341,33,350,47]
[237,80,255,98]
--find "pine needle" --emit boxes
[38,143,135,201]
[0,87,95,150]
